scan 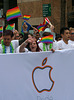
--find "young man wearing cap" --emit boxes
[38,28,58,51]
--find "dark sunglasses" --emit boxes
[71,33,74,35]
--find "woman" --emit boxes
[19,37,41,52]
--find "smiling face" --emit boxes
[29,41,37,52]
[3,35,12,46]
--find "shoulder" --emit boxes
[38,42,43,46]
[11,40,19,44]
[11,40,19,48]
[0,44,3,53]
[0,44,2,48]
[57,40,63,43]
[68,40,74,44]
[38,43,43,50]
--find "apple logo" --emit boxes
[32,57,54,93]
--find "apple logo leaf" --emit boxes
[42,57,47,66]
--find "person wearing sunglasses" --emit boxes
[38,28,58,52]
[68,27,74,44]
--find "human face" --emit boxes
[29,41,37,52]
[43,32,51,37]
[3,35,12,46]
[15,34,19,40]
[70,30,74,40]
[35,33,40,40]
[61,30,70,41]
[19,35,23,40]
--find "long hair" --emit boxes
[28,41,41,52]
[36,41,41,52]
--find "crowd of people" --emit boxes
[0,22,74,54]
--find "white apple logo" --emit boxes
[32,57,54,93]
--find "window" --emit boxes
[72,0,74,6]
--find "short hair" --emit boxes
[55,34,62,41]
[60,27,69,35]
[3,30,14,38]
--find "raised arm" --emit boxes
[19,38,33,52]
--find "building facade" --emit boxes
[0,0,74,34]
[17,0,61,33]
[17,0,74,33]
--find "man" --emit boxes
[68,27,74,44]
[57,27,74,50]
[38,28,58,51]
[0,30,19,53]
[35,32,41,41]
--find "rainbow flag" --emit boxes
[43,17,52,25]
[6,6,22,21]
[6,23,15,31]
[0,26,3,33]
[23,15,31,20]
[37,24,46,33]
[38,35,53,43]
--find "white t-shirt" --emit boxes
[57,39,74,50]
[16,46,29,53]
[0,40,19,53]
[38,42,58,51]
[68,40,74,44]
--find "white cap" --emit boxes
[44,28,52,33]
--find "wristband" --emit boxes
[24,42,28,46]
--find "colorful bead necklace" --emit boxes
[43,43,53,51]
[1,40,14,53]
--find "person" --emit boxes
[15,33,20,40]
[57,27,74,50]
[38,28,58,51]
[68,27,74,44]
[0,30,19,53]
[55,34,62,41]
[19,33,24,40]
[13,30,20,40]
[19,37,41,52]
[35,32,41,41]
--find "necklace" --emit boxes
[43,43,53,51]
[1,40,14,53]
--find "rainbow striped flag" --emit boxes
[23,15,31,20]
[38,35,53,43]
[6,6,22,21]
[0,26,3,33]
[43,17,52,25]
[6,23,15,31]
[37,24,46,33]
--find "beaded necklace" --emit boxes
[1,40,14,53]
[43,43,53,51]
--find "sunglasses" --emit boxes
[71,33,74,35]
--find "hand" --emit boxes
[50,25,55,32]
[25,37,33,44]
[23,22,28,31]
[13,30,19,35]
[33,27,38,35]
[50,48,55,53]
